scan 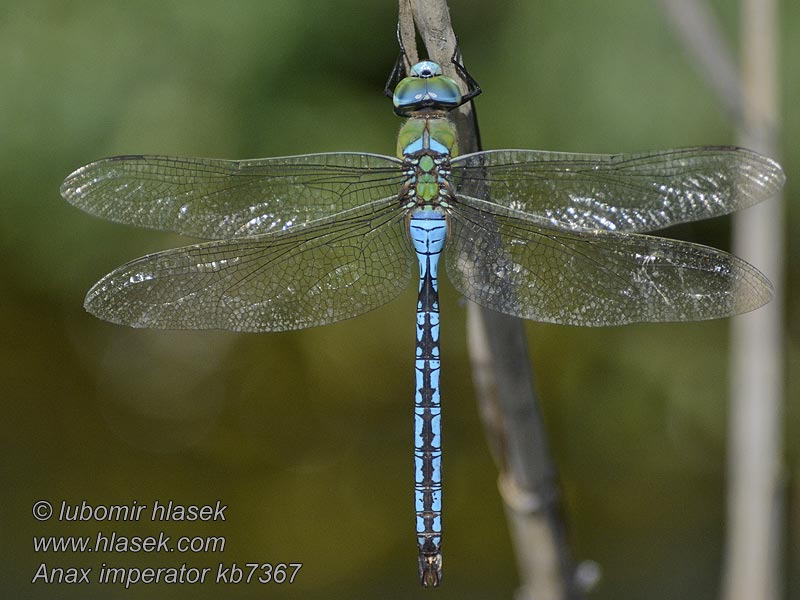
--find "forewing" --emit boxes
[61,152,404,239]
[445,198,772,326]
[84,200,413,332]
[451,147,784,232]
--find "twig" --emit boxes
[726,1,785,599]
[399,2,583,597]
[653,1,785,599]
[653,0,742,121]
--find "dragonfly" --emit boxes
[60,50,784,586]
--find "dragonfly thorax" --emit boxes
[401,151,453,209]
[398,115,457,210]
[397,115,458,158]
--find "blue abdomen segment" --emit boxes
[409,209,446,586]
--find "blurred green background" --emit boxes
[1,1,798,598]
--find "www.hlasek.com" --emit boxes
[31,499,302,588]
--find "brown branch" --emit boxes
[399,2,584,597]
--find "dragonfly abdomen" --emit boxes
[409,210,446,586]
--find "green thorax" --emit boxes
[396,115,458,159]
[396,116,458,205]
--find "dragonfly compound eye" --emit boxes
[393,72,462,113]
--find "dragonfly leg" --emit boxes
[449,38,482,104]
[385,23,410,98]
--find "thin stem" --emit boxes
[654,1,785,598]
[399,2,582,597]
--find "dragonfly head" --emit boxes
[409,60,443,78]
[393,60,462,116]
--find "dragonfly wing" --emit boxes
[445,198,773,326]
[451,147,784,232]
[85,200,413,332]
[61,152,404,239]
